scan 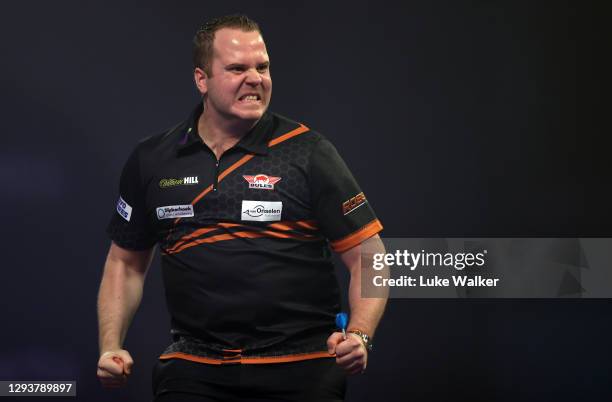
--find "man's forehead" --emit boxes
[213,28,268,57]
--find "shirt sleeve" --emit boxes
[106,146,157,250]
[309,137,383,253]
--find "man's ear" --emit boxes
[194,67,208,96]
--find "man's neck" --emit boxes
[197,106,259,160]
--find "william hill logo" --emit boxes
[159,176,199,188]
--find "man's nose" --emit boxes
[245,68,263,85]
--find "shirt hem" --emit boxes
[159,350,335,365]
[330,219,383,253]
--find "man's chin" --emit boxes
[232,107,267,122]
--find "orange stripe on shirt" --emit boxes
[166,223,244,253]
[267,222,294,231]
[167,221,320,254]
[295,220,318,230]
[330,219,383,253]
[166,226,219,253]
[168,229,320,254]
[268,220,318,232]
[218,154,255,182]
[268,124,309,147]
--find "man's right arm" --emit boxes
[96,241,155,388]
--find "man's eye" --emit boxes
[230,67,245,72]
[257,66,269,73]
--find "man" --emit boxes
[97,14,387,401]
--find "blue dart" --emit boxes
[335,312,348,340]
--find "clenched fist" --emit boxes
[97,350,134,388]
[327,332,368,375]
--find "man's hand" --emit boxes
[327,332,368,375]
[97,350,134,388]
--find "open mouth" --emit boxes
[238,94,262,102]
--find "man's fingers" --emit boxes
[97,363,123,376]
[98,373,127,389]
[98,360,123,376]
[335,346,367,366]
[336,352,362,366]
[332,334,368,375]
[115,351,134,375]
[96,370,125,379]
[334,337,360,358]
[121,358,134,375]
[97,349,134,388]
[98,350,134,375]
[96,368,114,378]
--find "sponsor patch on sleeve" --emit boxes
[156,204,195,220]
[342,192,367,215]
[116,196,133,222]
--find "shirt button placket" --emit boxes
[213,160,220,191]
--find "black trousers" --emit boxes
[152,357,347,402]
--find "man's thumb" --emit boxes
[327,332,345,354]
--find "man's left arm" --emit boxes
[327,234,388,375]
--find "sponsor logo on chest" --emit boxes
[243,174,281,190]
[241,200,282,222]
[156,204,195,219]
[159,176,199,188]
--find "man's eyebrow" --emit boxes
[225,63,247,69]
[224,61,270,69]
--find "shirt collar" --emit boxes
[176,102,273,156]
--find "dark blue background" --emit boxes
[1,1,609,401]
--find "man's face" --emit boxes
[199,28,272,123]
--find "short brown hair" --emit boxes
[193,14,261,76]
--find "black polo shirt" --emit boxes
[107,103,382,364]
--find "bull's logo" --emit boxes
[243,174,282,190]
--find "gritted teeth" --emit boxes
[239,94,261,101]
